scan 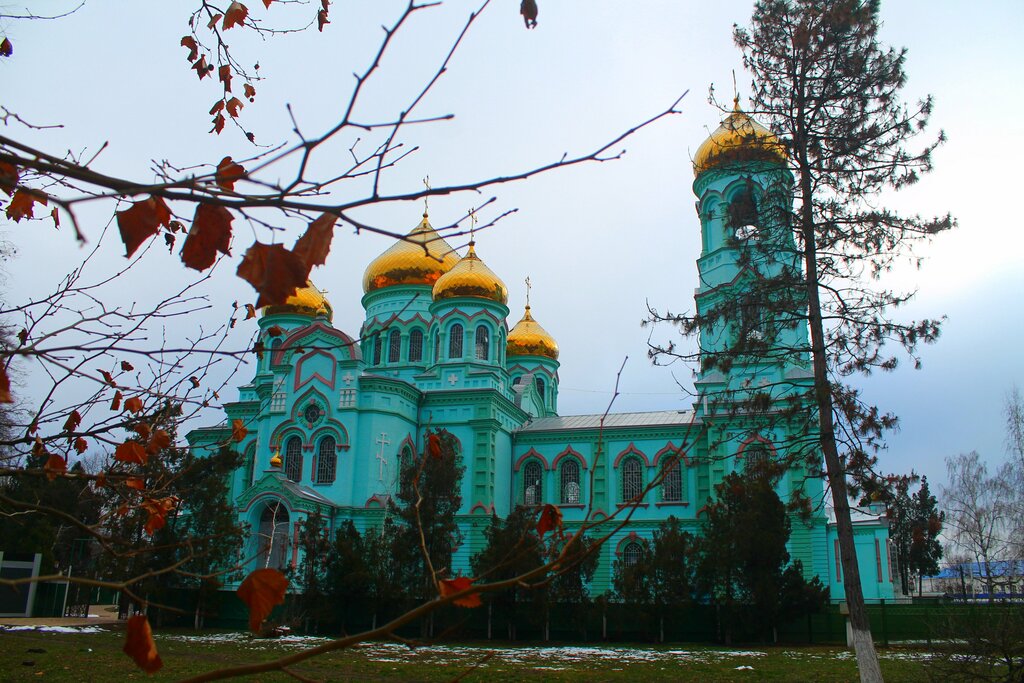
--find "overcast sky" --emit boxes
[2,1,1021,489]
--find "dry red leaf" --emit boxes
[243,83,256,101]
[147,429,171,454]
[115,441,148,465]
[189,376,200,388]
[74,437,88,454]
[231,418,248,442]
[237,242,309,308]
[211,112,226,134]
[6,188,47,222]
[121,360,134,372]
[50,207,60,229]
[209,100,225,116]
[193,54,210,79]
[95,471,107,489]
[226,96,244,118]
[293,212,335,272]
[0,37,11,57]
[100,369,116,386]
[224,2,248,29]
[110,390,123,411]
[237,568,288,632]
[520,0,538,28]
[218,64,232,92]
[254,340,265,360]
[142,496,179,535]
[244,303,257,319]
[215,157,245,191]
[123,615,163,674]
[0,365,11,404]
[428,432,442,460]
[0,161,17,196]
[133,422,152,440]
[125,477,145,491]
[116,196,171,258]
[439,577,482,608]
[536,503,563,541]
[262,0,273,8]
[44,453,66,481]
[317,8,329,31]
[180,35,198,61]
[63,410,82,433]
[207,14,222,29]
[124,396,144,414]
[181,204,233,271]
[266,325,284,337]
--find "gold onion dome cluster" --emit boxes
[507,305,559,360]
[263,281,333,321]
[692,100,787,176]
[431,241,508,304]
[362,214,460,293]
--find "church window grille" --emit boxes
[744,443,771,479]
[258,502,290,570]
[661,458,683,502]
[726,184,760,236]
[372,333,382,365]
[475,325,489,360]
[339,389,356,408]
[621,457,643,503]
[244,443,256,488]
[388,329,401,363]
[739,301,770,342]
[623,541,642,568]
[535,376,545,401]
[284,436,302,483]
[409,329,424,363]
[561,459,581,504]
[523,460,542,505]
[316,436,337,484]
[449,323,464,359]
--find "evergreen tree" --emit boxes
[648,516,699,642]
[543,532,599,640]
[883,476,916,596]
[908,476,943,596]
[290,510,332,631]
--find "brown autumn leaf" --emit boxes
[231,418,248,442]
[123,615,163,674]
[181,204,233,271]
[226,96,244,118]
[317,8,329,31]
[293,212,335,271]
[74,437,88,454]
[44,453,66,481]
[237,568,288,632]
[124,396,144,414]
[236,242,309,308]
[254,340,265,360]
[95,471,107,489]
[219,64,232,92]
[180,35,198,61]
[63,410,82,433]
[0,37,12,57]
[142,496,179,535]
[0,365,11,403]
[5,188,47,222]
[536,503,563,541]
[439,577,482,608]
[125,476,145,491]
[115,441,148,465]
[116,196,171,258]
[243,83,256,101]
[266,325,284,337]
[189,376,200,388]
[133,422,151,440]
[244,303,257,319]
[520,0,538,28]
[211,112,226,134]
[50,207,60,229]
[224,2,248,30]
[121,360,134,372]
[193,54,210,79]
[207,14,222,29]
[428,432,442,460]
[215,157,245,191]
[210,100,225,116]
[147,429,171,454]
[0,161,18,196]
[262,0,273,8]
[110,390,123,411]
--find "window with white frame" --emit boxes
[449,323,464,359]
[408,329,424,363]
[388,329,401,363]
[284,436,302,483]
[316,436,336,484]
[661,458,683,502]
[475,325,489,360]
[523,460,542,505]
[560,458,581,504]
[621,457,643,503]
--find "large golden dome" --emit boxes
[362,214,460,293]
[432,241,508,304]
[693,100,787,176]
[263,281,333,321]
[507,305,558,360]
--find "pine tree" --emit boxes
[909,476,943,596]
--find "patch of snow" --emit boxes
[0,625,106,634]
[735,665,754,670]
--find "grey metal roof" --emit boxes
[280,478,336,506]
[517,410,696,433]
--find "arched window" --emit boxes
[512,376,521,385]
[661,458,683,502]
[257,502,290,570]
[523,460,542,505]
[727,183,759,237]
[623,541,643,568]
[561,459,581,505]
[621,457,643,503]
[475,325,489,360]
[372,332,382,365]
[316,436,337,484]
[243,443,256,488]
[433,331,440,364]
[408,329,424,363]
[269,337,282,368]
[535,376,545,401]
[388,329,401,363]
[448,323,464,359]
[745,443,772,479]
[284,435,302,483]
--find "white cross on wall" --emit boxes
[342,372,354,386]
[375,432,391,483]
[448,373,458,386]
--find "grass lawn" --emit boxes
[0,625,932,682]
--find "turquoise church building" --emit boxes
[187,105,894,602]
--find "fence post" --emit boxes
[880,598,888,647]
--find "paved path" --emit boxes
[0,604,121,628]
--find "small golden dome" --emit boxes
[432,241,508,304]
[362,214,460,293]
[693,100,786,176]
[269,448,283,468]
[507,305,559,360]
[263,281,333,321]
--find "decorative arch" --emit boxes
[737,434,778,459]
[469,501,495,515]
[513,448,549,472]
[269,424,306,453]
[552,446,587,471]
[614,532,649,557]
[309,422,349,449]
[293,348,337,391]
[613,443,651,468]
[364,494,389,509]
[653,442,690,468]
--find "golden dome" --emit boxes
[269,448,283,468]
[362,214,460,293]
[432,241,508,304]
[693,100,786,176]
[263,281,333,321]
[507,305,559,360]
